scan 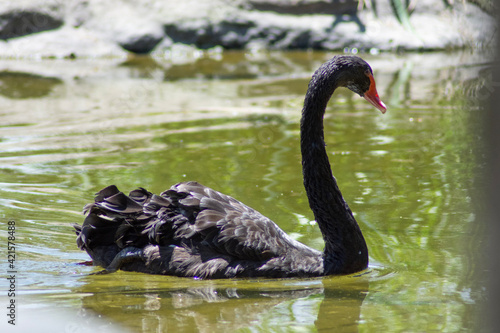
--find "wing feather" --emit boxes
[76,181,309,265]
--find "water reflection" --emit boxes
[0,50,490,332]
[74,273,369,332]
[0,71,62,99]
[120,51,324,81]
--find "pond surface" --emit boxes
[0,50,490,332]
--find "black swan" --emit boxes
[74,55,386,279]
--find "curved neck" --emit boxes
[300,69,368,275]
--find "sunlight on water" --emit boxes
[0,50,490,332]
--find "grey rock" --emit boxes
[247,0,358,15]
[118,34,164,54]
[0,26,128,59]
[0,0,64,40]
[73,0,165,54]
[164,18,257,49]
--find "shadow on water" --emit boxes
[0,50,492,332]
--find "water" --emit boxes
[0,50,490,332]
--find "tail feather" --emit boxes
[75,212,122,250]
[74,186,155,254]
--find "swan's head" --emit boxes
[333,56,387,114]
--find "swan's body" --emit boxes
[74,55,386,279]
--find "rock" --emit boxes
[159,0,495,52]
[0,26,128,59]
[73,0,165,54]
[247,0,358,15]
[118,34,164,54]
[0,0,495,57]
[164,18,258,50]
[0,0,64,40]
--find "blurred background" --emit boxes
[0,1,496,332]
[0,0,495,56]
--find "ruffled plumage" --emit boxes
[75,181,323,278]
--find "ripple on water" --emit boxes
[0,51,488,332]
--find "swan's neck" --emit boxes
[300,80,368,275]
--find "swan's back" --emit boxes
[74,181,323,278]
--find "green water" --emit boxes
[0,51,489,332]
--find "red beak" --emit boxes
[363,74,387,114]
